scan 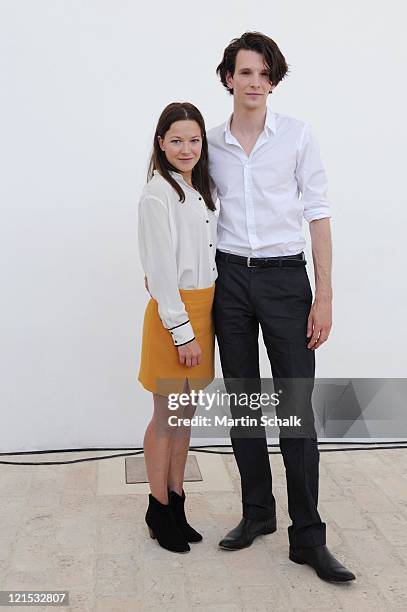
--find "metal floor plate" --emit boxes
[125,455,203,484]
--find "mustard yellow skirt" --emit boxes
[138,285,215,395]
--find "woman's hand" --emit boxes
[177,339,202,367]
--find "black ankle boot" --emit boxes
[145,493,190,553]
[168,489,202,543]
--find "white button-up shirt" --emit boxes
[138,170,217,346]
[207,105,331,257]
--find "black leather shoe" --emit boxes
[289,545,355,582]
[218,516,277,550]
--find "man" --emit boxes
[207,31,355,582]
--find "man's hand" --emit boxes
[177,339,202,367]
[307,296,332,350]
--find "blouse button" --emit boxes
[209,244,213,247]
[199,197,202,200]
[212,267,215,271]
[206,220,209,223]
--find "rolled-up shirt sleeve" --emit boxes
[138,194,195,347]
[296,123,332,223]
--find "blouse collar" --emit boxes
[153,169,196,191]
[168,170,186,183]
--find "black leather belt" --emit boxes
[216,250,306,268]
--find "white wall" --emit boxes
[0,0,406,452]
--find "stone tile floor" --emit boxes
[1,447,407,611]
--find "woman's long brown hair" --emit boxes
[147,102,216,211]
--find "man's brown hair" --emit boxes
[216,31,289,95]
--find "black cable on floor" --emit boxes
[1,441,407,465]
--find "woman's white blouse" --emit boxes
[138,170,218,346]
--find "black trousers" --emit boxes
[214,250,326,548]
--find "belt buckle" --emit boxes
[247,256,254,268]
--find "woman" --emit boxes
[138,102,217,553]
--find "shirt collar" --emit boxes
[153,169,184,182]
[155,169,195,191]
[168,170,189,184]
[224,105,276,143]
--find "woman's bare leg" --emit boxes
[167,379,197,494]
[143,390,183,504]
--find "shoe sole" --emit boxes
[218,525,277,551]
[188,538,203,543]
[289,552,355,582]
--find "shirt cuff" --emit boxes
[304,210,331,223]
[167,320,195,347]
